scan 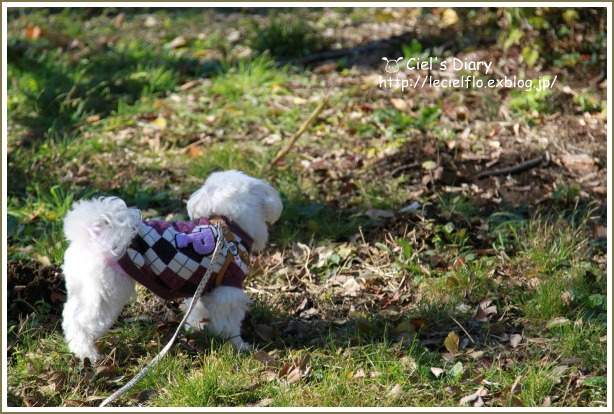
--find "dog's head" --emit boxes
[187,170,282,251]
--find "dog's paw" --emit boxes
[68,339,102,364]
[185,319,208,332]
[76,349,101,364]
[229,337,252,353]
[83,354,101,366]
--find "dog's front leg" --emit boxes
[186,286,252,352]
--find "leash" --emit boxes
[99,222,225,407]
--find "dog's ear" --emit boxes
[251,180,283,224]
[187,185,213,220]
[87,225,101,241]
[86,215,111,241]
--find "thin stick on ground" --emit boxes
[268,94,329,169]
[476,151,551,179]
[450,315,475,344]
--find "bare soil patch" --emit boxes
[7,261,65,319]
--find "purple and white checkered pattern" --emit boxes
[130,223,226,280]
[116,218,251,300]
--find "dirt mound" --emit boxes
[374,127,606,211]
[7,261,66,319]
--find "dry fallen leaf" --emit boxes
[456,105,468,121]
[354,368,367,379]
[286,368,302,384]
[292,96,308,105]
[440,8,459,27]
[114,12,125,28]
[362,73,382,87]
[559,153,596,174]
[34,254,51,267]
[547,316,571,329]
[365,209,395,220]
[459,386,488,405]
[278,355,311,385]
[387,383,402,397]
[552,365,568,383]
[85,395,108,402]
[291,242,311,262]
[509,333,523,348]
[150,116,168,130]
[260,370,278,382]
[431,367,445,378]
[86,114,101,123]
[422,160,438,171]
[441,352,455,363]
[510,396,525,406]
[179,80,200,91]
[560,357,583,366]
[248,398,274,407]
[278,361,291,378]
[48,370,67,393]
[64,399,87,407]
[95,364,119,377]
[444,331,460,354]
[591,222,607,238]
[475,300,497,321]
[467,349,485,359]
[390,98,411,112]
[393,320,416,336]
[525,336,556,344]
[254,324,275,342]
[410,318,428,331]
[253,350,278,367]
[187,144,203,158]
[167,35,187,49]
[25,25,45,39]
[342,277,362,296]
[313,62,337,73]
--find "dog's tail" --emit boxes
[63,197,141,258]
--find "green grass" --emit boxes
[6,7,607,408]
[249,13,326,59]
[19,203,605,406]
[275,198,369,246]
[211,54,289,101]
[7,185,82,263]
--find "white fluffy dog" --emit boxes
[61,170,282,362]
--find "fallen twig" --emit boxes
[450,315,475,344]
[477,151,550,179]
[268,94,329,169]
[509,374,522,403]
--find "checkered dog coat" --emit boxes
[115,217,252,300]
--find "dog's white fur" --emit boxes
[61,170,282,362]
